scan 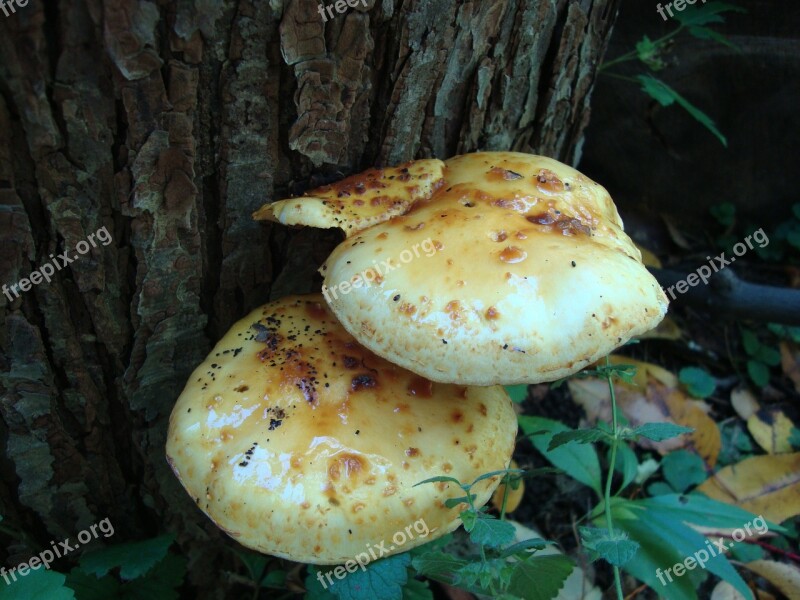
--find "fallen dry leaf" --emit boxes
[748,408,796,454]
[637,316,683,341]
[635,243,663,269]
[711,581,776,600]
[780,342,800,393]
[741,560,800,600]
[696,453,800,524]
[731,388,759,420]
[569,357,720,466]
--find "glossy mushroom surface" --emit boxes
[166,295,517,564]
[320,152,668,385]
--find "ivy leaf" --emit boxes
[674,1,746,27]
[326,554,411,600]
[636,75,728,146]
[548,428,608,451]
[0,568,75,600]
[464,514,516,549]
[632,423,694,442]
[506,555,574,600]
[679,367,717,399]
[78,534,174,581]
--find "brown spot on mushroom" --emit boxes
[406,447,420,457]
[351,374,377,392]
[451,410,464,423]
[328,453,367,481]
[499,246,527,263]
[485,307,500,320]
[479,403,488,416]
[536,169,564,193]
[399,303,417,316]
[377,232,388,240]
[407,376,433,397]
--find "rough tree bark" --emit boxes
[0,0,618,596]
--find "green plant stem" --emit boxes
[499,472,510,521]
[604,357,625,600]
[599,27,684,72]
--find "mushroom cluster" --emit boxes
[166,151,667,564]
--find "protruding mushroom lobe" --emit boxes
[166,295,517,564]
[320,152,669,385]
[253,159,445,237]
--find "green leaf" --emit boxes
[504,385,528,404]
[414,476,463,488]
[636,35,666,71]
[674,1,746,27]
[754,345,781,367]
[580,527,640,567]
[639,494,786,533]
[65,569,120,600]
[647,481,676,497]
[455,559,515,593]
[636,75,728,146]
[261,570,287,589]
[325,553,411,600]
[613,443,639,493]
[709,202,736,227]
[519,416,603,496]
[547,428,608,451]
[498,538,549,559]
[0,569,75,600]
[402,577,434,600]
[679,367,717,399]
[444,495,475,509]
[506,555,574,600]
[235,550,268,582]
[747,360,770,387]
[411,552,467,585]
[741,329,761,355]
[304,567,338,600]
[661,450,707,493]
[78,534,174,581]
[133,552,186,593]
[464,514,516,549]
[768,323,800,343]
[687,25,739,49]
[633,423,694,442]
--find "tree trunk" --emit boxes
[0,0,618,595]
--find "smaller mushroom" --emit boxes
[166,295,517,564]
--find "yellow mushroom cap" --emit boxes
[319,152,668,385]
[166,294,517,564]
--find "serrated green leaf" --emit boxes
[456,559,516,593]
[580,527,639,566]
[548,428,608,451]
[636,35,666,70]
[636,75,727,146]
[411,552,468,585]
[519,416,603,496]
[235,550,268,582]
[65,569,120,600]
[465,514,516,549]
[504,385,528,404]
[135,552,186,593]
[471,469,525,488]
[679,367,717,399]
[506,555,574,600]
[79,534,174,581]
[747,360,770,387]
[661,450,707,493]
[687,25,738,49]
[674,1,746,27]
[325,554,410,600]
[0,568,75,600]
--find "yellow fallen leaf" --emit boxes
[747,408,796,454]
[731,388,759,420]
[696,453,800,524]
[637,316,683,341]
[780,342,800,394]
[711,581,776,600]
[607,355,678,390]
[491,460,525,514]
[741,560,800,600]
[635,243,662,269]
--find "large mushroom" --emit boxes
[166,294,517,564]
[254,151,668,385]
